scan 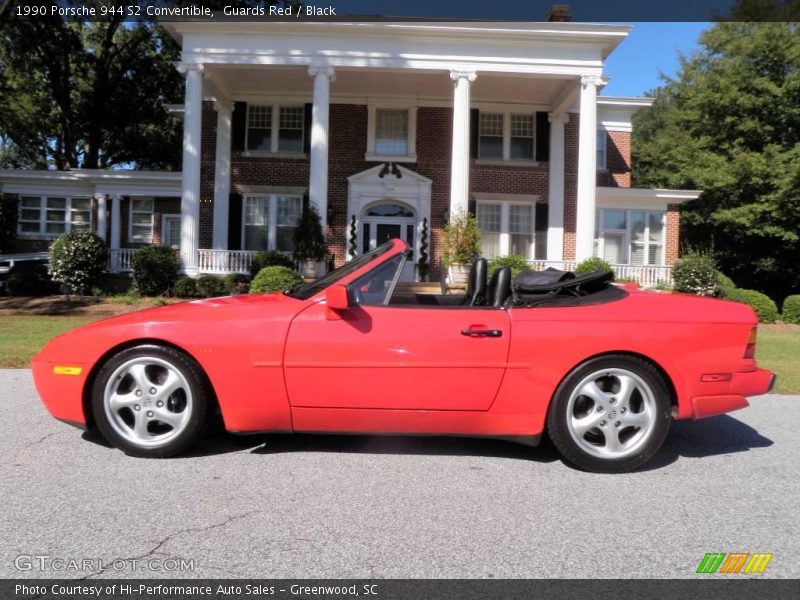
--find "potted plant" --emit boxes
[442,210,481,286]
[293,204,327,278]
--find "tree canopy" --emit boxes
[633,20,800,302]
[0,2,184,170]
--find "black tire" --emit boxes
[91,344,212,458]
[547,354,672,473]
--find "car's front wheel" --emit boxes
[91,344,212,458]
[547,355,672,473]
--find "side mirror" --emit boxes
[325,284,350,316]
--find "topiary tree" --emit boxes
[671,251,718,296]
[132,245,179,296]
[488,255,530,279]
[293,205,327,261]
[575,256,613,274]
[781,295,800,324]
[48,231,108,295]
[725,288,779,324]
[249,250,295,279]
[250,266,303,293]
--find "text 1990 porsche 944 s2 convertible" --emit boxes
[32,239,775,472]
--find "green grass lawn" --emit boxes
[0,315,101,368]
[0,314,798,394]
[756,327,800,395]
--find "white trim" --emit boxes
[240,192,303,253]
[161,213,182,248]
[244,103,306,155]
[0,169,181,198]
[128,196,155,243]
[597,186,701,206]
[16,194,92,239]
[477,109,538,162]
[595,207,666,266]
[474,194,540,259]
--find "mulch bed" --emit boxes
[0,296,183,316]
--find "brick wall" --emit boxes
[665,203,680,265]
[598,131,632,188]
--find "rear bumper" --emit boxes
[689,368,775,420]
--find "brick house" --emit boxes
[0,20,699,285]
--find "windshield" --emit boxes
[285,240,397,300]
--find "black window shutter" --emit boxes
[231,102,247,152]
[536,112,550,162]
[228,193,243,250]
[303,103,313,154]
[469,109,479,158]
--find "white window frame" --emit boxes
[597,128,608,171]
[241,193,304,253]
[128,197,155,243]
[17,195,92,238]
[595,208,666,266]
[477,110,537,163]
[245,104,306,156]
[473,193,539,259]
[365,104,417,163]
[161,213,181,248]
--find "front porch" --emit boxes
[106,247,673,286]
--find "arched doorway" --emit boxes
[360,201,416,280]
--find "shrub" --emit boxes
[781,295,800,324]
[196,274,227,298]
[224,273,250,295]
[716,271,737,297]
[725,288,779,324]
[173,276,198,299]
[442,210,481,267]
[6,262,59,296]
[575,257,612,274]
[132,245,179,296]
[249,250,295,278]
[671,252,718,296]
[293,205,327,261]
[250,266,303,293]
[49,231,108,295]
[488,255,530,279]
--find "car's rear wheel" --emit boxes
[547,355,671,473]
[91,344,211,458]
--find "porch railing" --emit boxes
[529,260,672,287]
[107,248,136,272]
[197,249,258,274]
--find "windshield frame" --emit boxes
[284,240,399,300]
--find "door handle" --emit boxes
[461,329,503,338]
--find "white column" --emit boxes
[177,62,204,274]
[546,113,568,262]
[212,100,233,251]
[308,65,334,232]
[575,75,601,261]
[109,193,121,271]
[449,70,476,218]
[95,193,107,242]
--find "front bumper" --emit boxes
[31,354,90,425]
[689,368,776,420]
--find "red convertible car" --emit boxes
[32,239,774,472]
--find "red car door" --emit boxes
[284,303,511,411]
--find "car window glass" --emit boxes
[350,254,404,306]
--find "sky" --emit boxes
[601,23,711,97]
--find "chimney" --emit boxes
[546,4,572,22]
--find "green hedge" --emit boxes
[49,231,108,295]
[672,253,718,296]
[782,295,800,324]
[196,274,228,298]
[224,273,250,294]
[250,266,303,293]
[487,255,530,278]
[132,245,179,296]
[716,272,737,297]
[173,276,197,298]
[575,257,612,274]
[725,288,779,323]
[249,250,295,278]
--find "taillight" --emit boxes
[744,327,757,359]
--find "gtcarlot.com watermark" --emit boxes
[14,554,195,573]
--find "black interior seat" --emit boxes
[462,258,488,306]
[487,266,513,308]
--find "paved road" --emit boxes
[0,369,797,579]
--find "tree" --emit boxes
[0,1,183,170]
[633,19,800,302]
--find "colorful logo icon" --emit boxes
[696,552,773,574]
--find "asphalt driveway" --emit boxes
[0,369,797,579]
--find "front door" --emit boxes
[284,303,510,411]
[363,219,415,280]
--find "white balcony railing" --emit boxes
[107,248,136,272]
[197,249,258,274]
[529,260,672,287]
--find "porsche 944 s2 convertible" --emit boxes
[32,239,775,472]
